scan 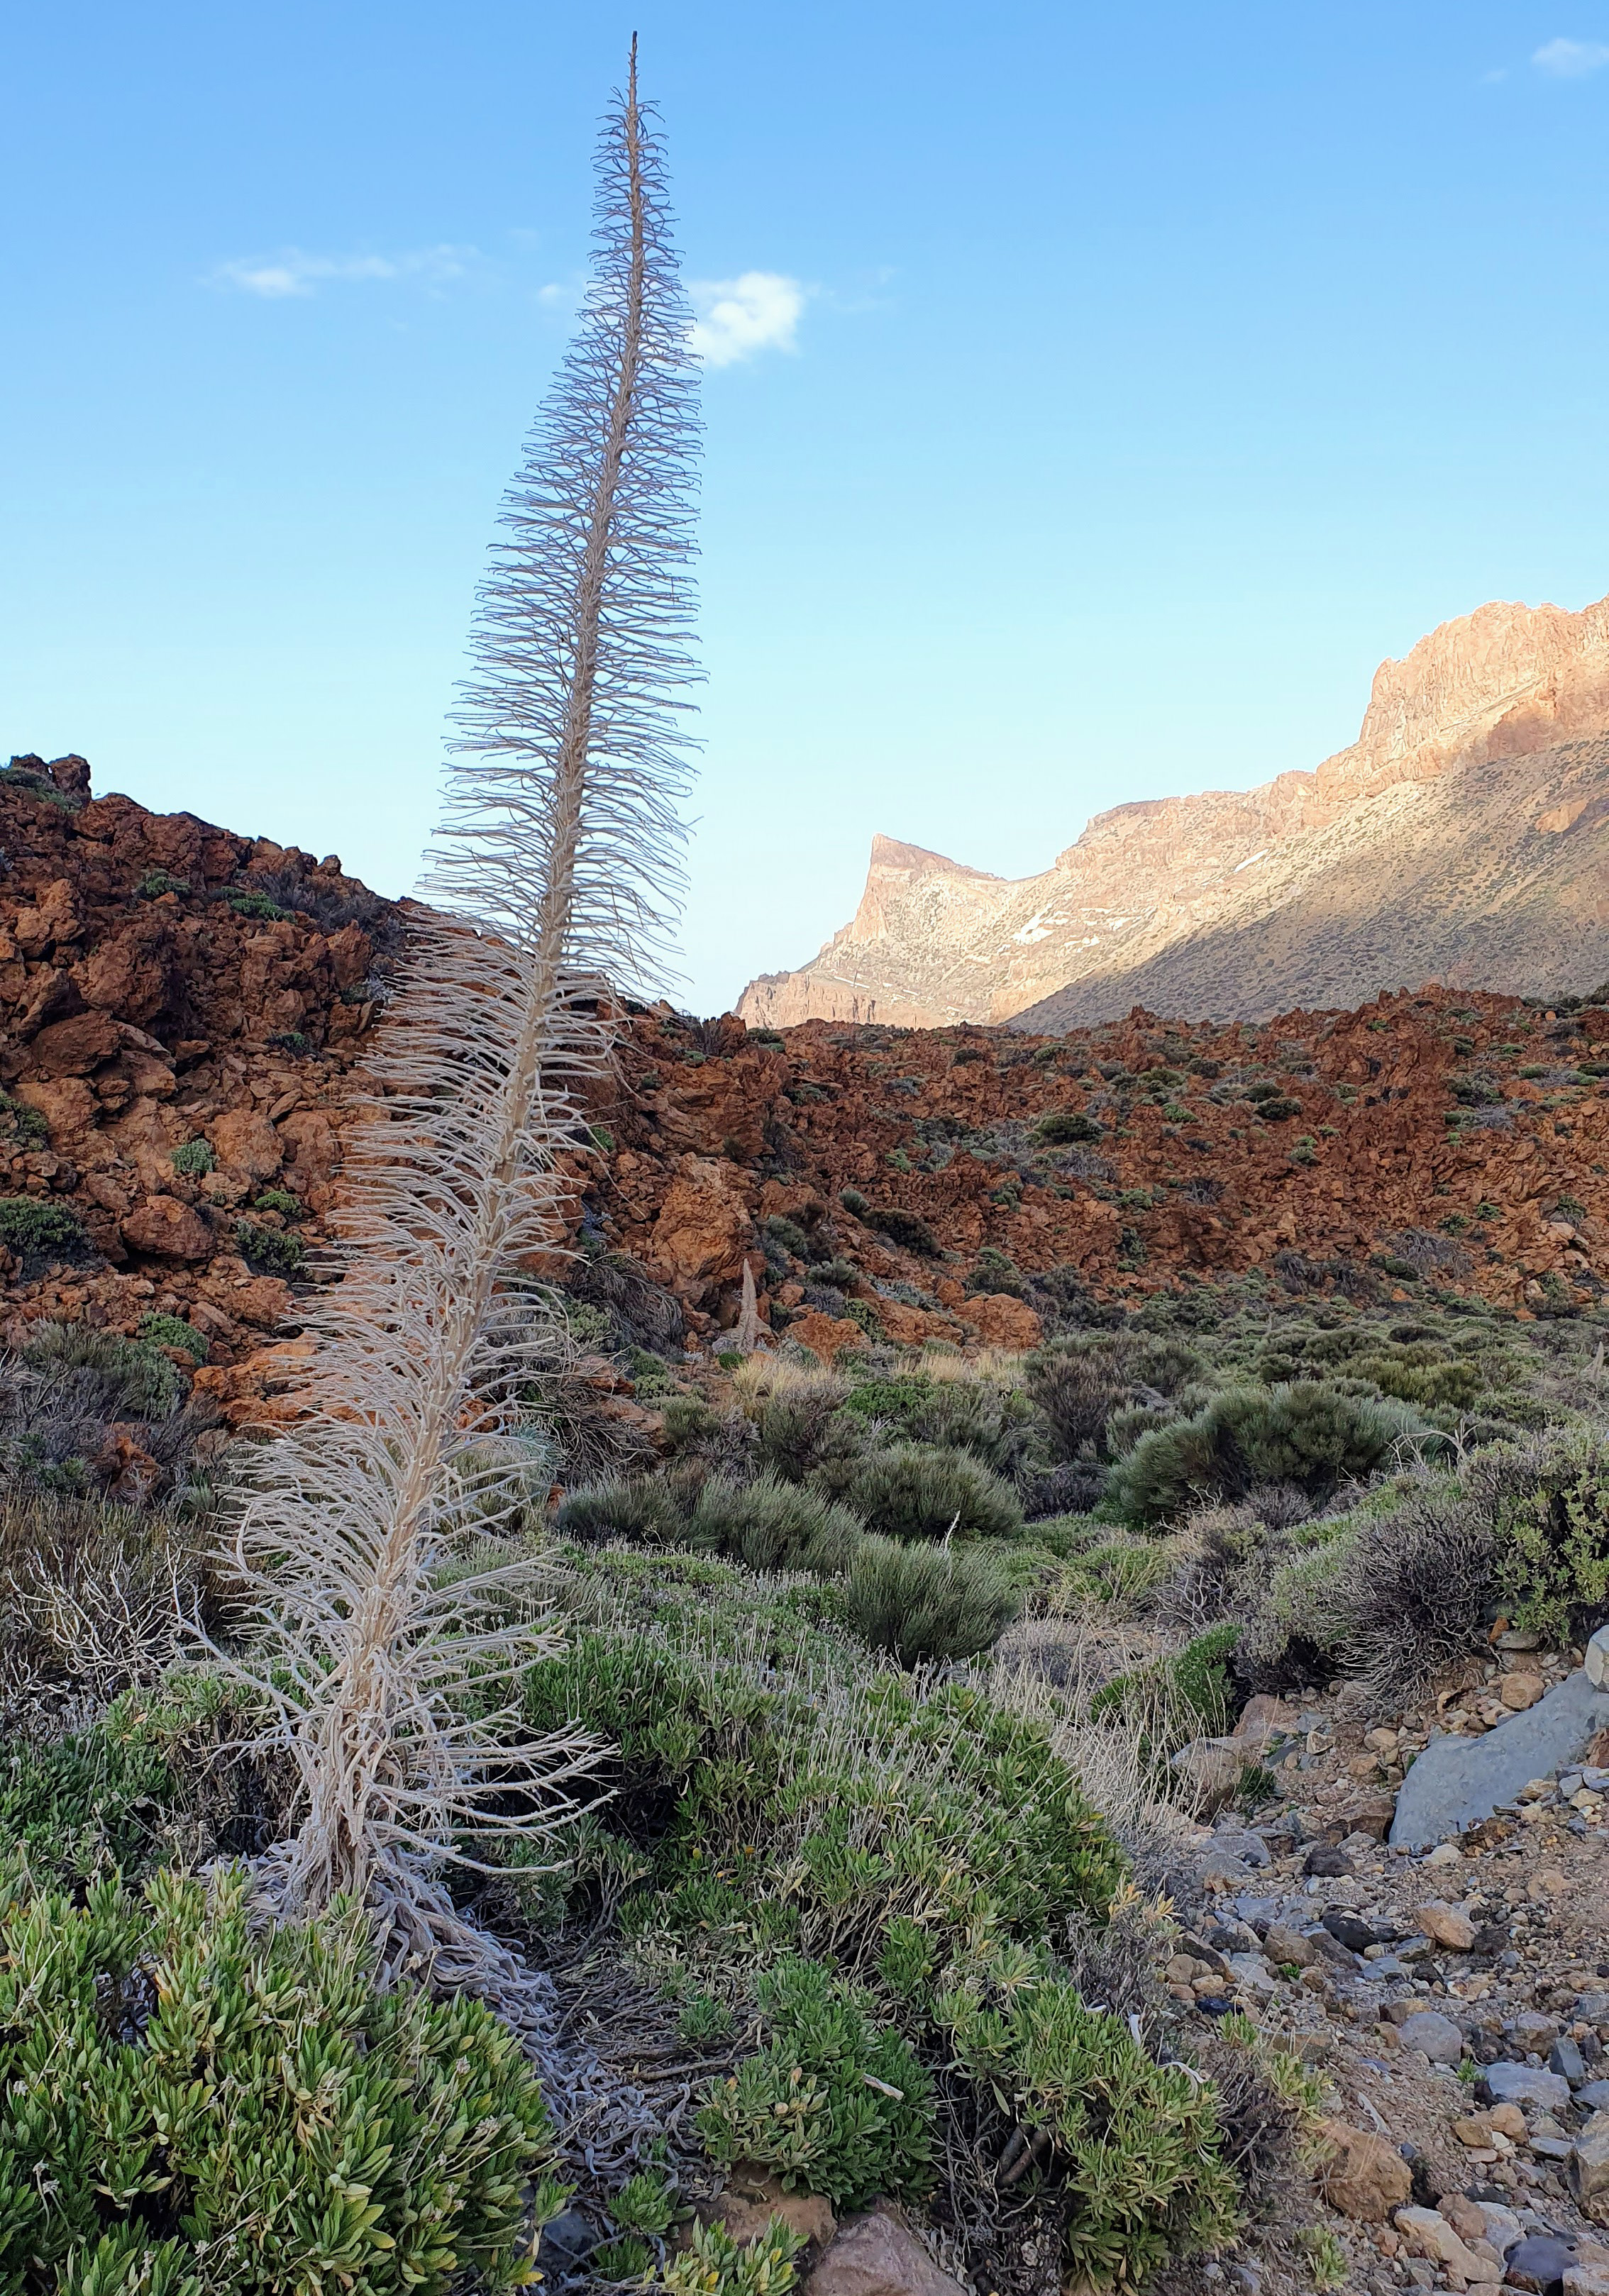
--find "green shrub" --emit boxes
[1028,1343,1128,1460]
[654,2217,807,2296]
[20,1321,182,1419]
[223,889,288,921]
[0,1197,89,1263]
[844,1299,885,1341]
[698,1958,933,2208]
[839,1189,868,1215]
[843,1375,1034,1473]
[170,1137,215,1176]
[137,1315,208,1368]
[1493,1433,1609,1643]
[235,1221,305,1278]
[966,1244,1026,1296]
[765,1215,812,1258]
[136,870,191,900]
[0,1864,565,2293]
[1109,1381,1439,1527]
[839,1535,1019,1666]
[1034,1111,1103,1144]
[560,1470,863,1579]
[825,1443,1022,1543]
[936,1959,1238,2283]
[252,1187,302,1217]
[861,1205,940,1256]
[1088,1621,1239,1734]
[691,1474,865,1576]
[0,1093,48,1147]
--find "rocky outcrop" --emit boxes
[6,751,1609,1367]
[739,592,1609,1031]
[0,753,393,1363]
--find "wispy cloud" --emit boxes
[210,244,481,299]
[1532,35,1609,75]
[687,272,805,367]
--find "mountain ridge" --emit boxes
[738,591,1609,1030]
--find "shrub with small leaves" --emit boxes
[0,1093,48,1148]
[136,870,191,900]
[1110,1381,1438,1528]
[251,1188,302,1218]
[861,1206,939,1256]
[653,2217,806,2296]
[0,1197,89,1265]
[169,1138,215,1177]
[839,1534,1018,1666]
[1034,1110,1103,1145]
[223,888,288,921]
[823,1442,1022,1543]
[136,1314,209,1364]
[697,1958,933,2209]
[0,1863,566,2293]
[234,1221,305,1278]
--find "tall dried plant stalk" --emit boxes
[221,40,701,1968]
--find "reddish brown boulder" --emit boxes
[964,1291,1043,1351]
[208,1108,284,1180]
[121,1195,214,1260]
[648,1157,753,1293]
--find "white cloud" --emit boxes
[1532,36,1609,74]
[687,271,804,367]
[211,244,480,299]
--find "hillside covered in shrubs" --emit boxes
[4,753,1609,2290]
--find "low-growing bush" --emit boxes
[0,1092,48,1147]
[655,2217,807,2296]
[839,1535,1019,1666]
[823,1442,1022,1543]
[560,1469,863,1580]
[697,1958,933,2209]
[1109,1381,1439,1528]
[0,1197,89,1265]
[861,1206,940,1256]
[1325,1487,1495,1704]
[1492,1431,1609,1644]
[21,1321,182,1421]
[235,1220,306,1278]
[170,1136,216,1176]
[0,1864,565,2293]
[1027,1343,1129,1461]
[137,1312,210,1363]
[1034,1110,1103,1144]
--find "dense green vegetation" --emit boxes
[0,1238,1605,2289]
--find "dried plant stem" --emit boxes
[218,40,702,1970]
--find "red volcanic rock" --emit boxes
[120,1194,214,1260]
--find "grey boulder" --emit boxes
[1390,1668,1609,1848]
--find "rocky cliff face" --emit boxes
[738,593,1609,1031]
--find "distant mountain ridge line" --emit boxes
[737,590,1609,1031]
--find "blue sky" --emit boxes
[6,4,1609,1012]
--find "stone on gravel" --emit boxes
[1210,1828,1272,1868]
[1305,1843,1354,1878]
[1554,2038,1590,2086]
[1323,1909,1378,1953]
[1486,2061,1574,2112]
[1389,1669,1609,1848]
[803,2209,967,2296]
[1226,1951,1278,1996]
[1574,2112,1609,2223]
[1513,2010,1561,2053]
[1418,1900,1477,1951]
[1398,2009,1465,2065]
[1501,1673,1546,1710]
[1263,1922,1317,1967]
[1504,2232,1581,2292]
[1171,1736,1253,1814]
[1578,2083,1609,2112]
[1393,2205,1500,2280]
[707,2170,836,2252]
[1315,2118,1413,2220]
[1586,1624,1609,1689]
